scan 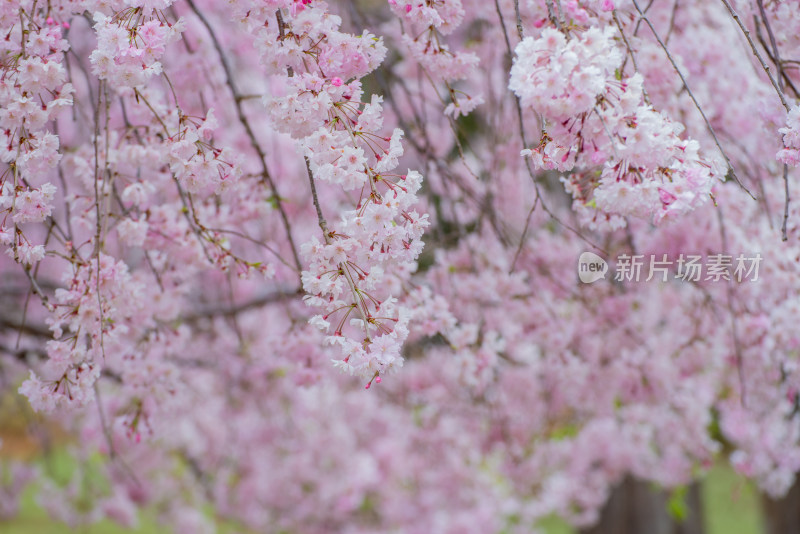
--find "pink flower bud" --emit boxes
[658,188,677,206]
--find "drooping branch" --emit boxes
[631,0,755,200]
[185,0,303,275]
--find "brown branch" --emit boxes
[0,317,52,339]
[185,0,303,275]
[179,287,303,322]
[0,342,47,362]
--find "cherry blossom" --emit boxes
[2,1,800,532]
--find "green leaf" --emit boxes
[549,424,579,441]
[668,485,689,521]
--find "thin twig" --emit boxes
[304,157,329,240]
[631,0,755,200]
[513,0,524,40]
[275,10,295,78]
[545,0,563,32]
[782,164,790,241]
[500,0,607,256]
[94,384,116,459]
[753,19,800,99]
[718,0,790,112]
[715,208,746,407]
[510,195,540,273]
[612,11,650,105]
[755,1,783,91]
[186,0,302,273]
[22,266,54,312]
[753,2,792,240]
[304,154,371,341]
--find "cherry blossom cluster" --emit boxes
[19,255,144,412]
[388,0,483,118]
[9,0,270,423]
[90,9,184,88]
[510,27,623,121]
[1,8,72,266]
[510,26,721,228]
[778,103,800,167]
[246,1,429,381]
